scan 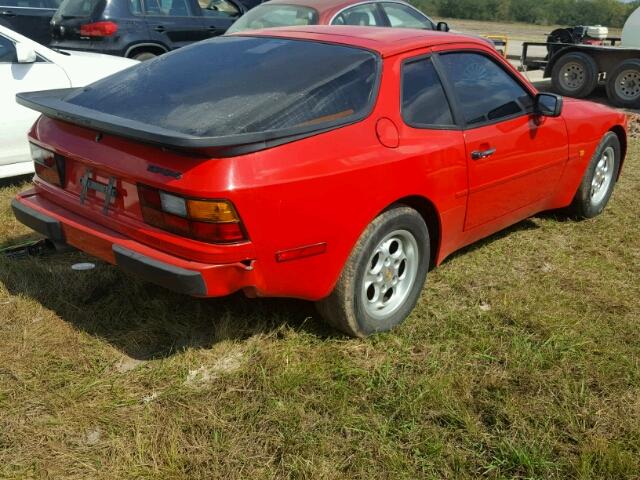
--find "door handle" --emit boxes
[153,25,166,32]
[471,147,496,160]
[0,10,16,16]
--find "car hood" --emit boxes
[54,50,138,86]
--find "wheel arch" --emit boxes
[609,124,627,179]
[385,195,441,269]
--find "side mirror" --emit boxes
[436,21,449,32]
[535,93,563,117]
[16,43,36,63]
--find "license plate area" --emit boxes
[79,168,118,215]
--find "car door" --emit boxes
[0,0,58,45]
[142,0,208,49]
[199,0,242,37]
[434,48,569,230]
[0,33,69,167]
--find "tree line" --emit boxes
[408,0,640,27]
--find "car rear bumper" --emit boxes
[12,192,257,297]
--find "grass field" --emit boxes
[1,131,639,478]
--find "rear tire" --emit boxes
[551,52,599,98]
[132,51,158,61]
[568,132,620,219]
[316,207,429,337]
[605,59,640,109]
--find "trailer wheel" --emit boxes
[605,59,640,108]
[551,52,599,98]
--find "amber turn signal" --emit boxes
[187,199,239,223]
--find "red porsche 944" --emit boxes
[13,27,627,337]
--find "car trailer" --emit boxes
[520,10,640,109]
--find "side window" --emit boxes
[402,57,454,127]
[129,0,142,14]
[438,52,532,125]
[145,0,191,16]
[201,0,239,16]
[332,4,384,27]
[0,35,17,63]
[381,3,433,29]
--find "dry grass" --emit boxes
[0,138,638,478]
[441,17,623,42]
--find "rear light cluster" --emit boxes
[137,185,246,244]
[80,21,118,37]
[31,143,64,187]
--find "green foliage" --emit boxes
[409,0,640,27]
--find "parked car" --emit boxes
[13,26,626,337]
[226,0,449,33]
[0,0,60,45]
[0,25,135,179]
[49,0,245,60]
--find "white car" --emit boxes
[0,26,137,179]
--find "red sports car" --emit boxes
[13,27,627,337]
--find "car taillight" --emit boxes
[31,143,65,187]
[137,184,246,244]
[80,21,118,37]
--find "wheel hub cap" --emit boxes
[615,70,640,101]
[590,146,615,205]
[560,62,586,90]
[362,230,419,320]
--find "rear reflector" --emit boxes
[276,243,327,262]
[80,21,118,37]
[138,184,246,244]
[31,143,64,187]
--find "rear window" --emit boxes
[226,5,318,33]
[55,0,103,17]
[65,36,380,139]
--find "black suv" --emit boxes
[0,0,60,44]
[49,0,246,60]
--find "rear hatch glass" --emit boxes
[20,36,380,151]
[54,0,103,17]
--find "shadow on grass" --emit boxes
[0,250,330,360]
[441,218,542,264]
[0,174,32,189]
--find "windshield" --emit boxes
[54,0,104,18]
[227,4,318,33]
[64,36,379,140]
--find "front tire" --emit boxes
[316,207,430,337]
[568,132,621,219]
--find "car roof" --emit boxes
[235,25,488,57]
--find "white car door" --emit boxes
[0,33,70,173]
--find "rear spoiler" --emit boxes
[16,88,340,157]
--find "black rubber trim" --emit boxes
[11,198,65,242]
[112,244,207,296]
